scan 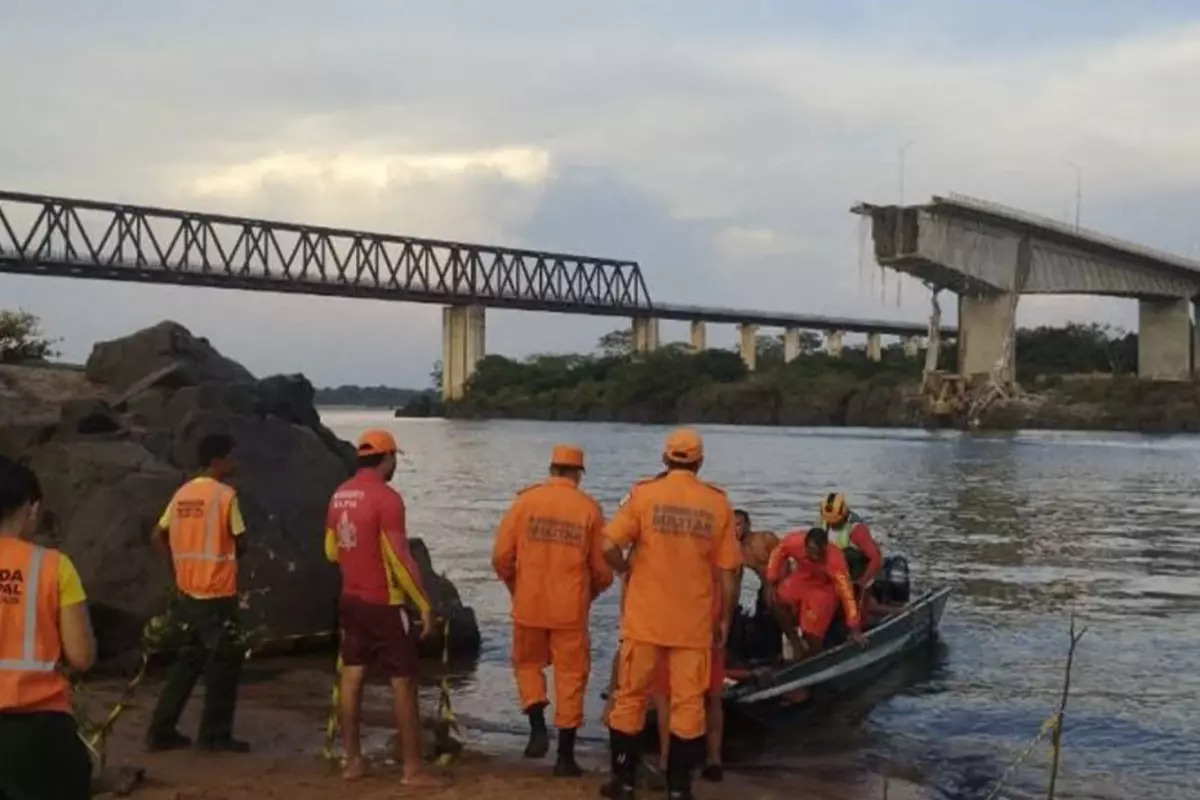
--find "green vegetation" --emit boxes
[0,310,58,363]
[314,384,424,407]
[448,323,1155,427]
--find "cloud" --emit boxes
[2,3,1199,383]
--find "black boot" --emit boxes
[524,702,550,758]
[599,728,639,799]
[553,728,582,777]
[666,735,704,800]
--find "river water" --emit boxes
[321,411,1200,800]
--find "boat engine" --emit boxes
[872,555,911,605]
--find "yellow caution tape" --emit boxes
[322,653,343,764]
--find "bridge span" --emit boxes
[0,190,950,399]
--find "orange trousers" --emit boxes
[608,639,710,740]
[512,624,590,729]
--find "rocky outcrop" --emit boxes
[0,322,479,663]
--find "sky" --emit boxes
[2,0,1199,388]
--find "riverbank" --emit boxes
[84,660,920,800]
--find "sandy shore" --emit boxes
[82,662,926,800]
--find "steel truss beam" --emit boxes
[0,190,653,314]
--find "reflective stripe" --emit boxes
[0,546,56,673]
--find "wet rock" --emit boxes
[3,321,481,664]
[410,538,482,660]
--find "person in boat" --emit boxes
[767,527,866,663]
[817,493,882,606]
[600,428,741,800]
[492,444,613,777]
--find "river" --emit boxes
[321,411,1200,800]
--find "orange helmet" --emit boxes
[820,492,849,525]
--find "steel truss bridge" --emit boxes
[0,190,944,336]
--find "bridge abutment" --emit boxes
[632,316,660,354]
[689,320,707,351]
[783,327,801,363]
[442,304,485,401]
[1138,297,1192,380]
[957,293,1016,381]
[738,323,758,371]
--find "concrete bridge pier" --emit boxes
[957,293,1016,382]
[825,330,844,358]
[866,332,882,362]
[690,320,707,351]
[739,323,758,371]
[783,327,801,363]
[442,304,486,401]
[1138,298,1192,380]
[632,316,660,354]
[903,335,921,358]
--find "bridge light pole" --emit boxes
[1067,162,1082,231]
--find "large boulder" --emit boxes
[1,322,480,664]
[86,321,254,395]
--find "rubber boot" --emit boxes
[665,735,703,800]
[524,702,550,758]
[599,728,639,799]
[553,728,582,777]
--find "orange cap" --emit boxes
[356,429,401,457]
[662,428,703,464]
[550,444,585,471]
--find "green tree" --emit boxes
[0,310,57,363]
[597,328,633,358]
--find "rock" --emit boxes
[58,398,123,436]
[410,538,481,660]
[2,321,481,665]
[86,321,254,394]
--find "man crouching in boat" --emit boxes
[766,527,866,668]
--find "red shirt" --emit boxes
[325,469,430,610]
[767,532,861,630]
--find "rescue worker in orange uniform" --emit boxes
[767,527,866,665]
[601,428,741,800]
[492,444,613,777]
[818,493,882,598]
[649,567,727,784]
[0,457,97,800]
[324,430,443,788]
[146,433,250,753]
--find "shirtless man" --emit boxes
[733,509,780,605]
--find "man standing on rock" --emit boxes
[146,432,250,754]
[324,429,443,787]
[601,428,741,800]
[0,457,98,800]
[492,444,613,777]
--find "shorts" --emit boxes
[339,596,419,678]
[652,646,725,695]
[777,575,838,640]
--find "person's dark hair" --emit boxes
[357,453,387,469]
[734,509,750,526]
[549,464,581,478]
[197,434,235,468]
[664,459,700,472]
[804,527,828,548]
[0,456,42,521]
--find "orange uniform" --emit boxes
[160,476,245,598]
[767,532,860,640]
[493,470,612,730]
[652,570,724,696]
[606,466,741,740]
[0,539,79,714]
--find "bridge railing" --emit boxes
[0,190,653,312]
